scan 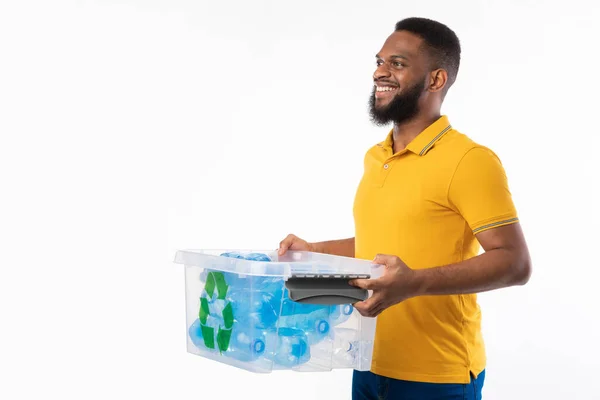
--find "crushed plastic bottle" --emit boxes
[264,327,311,368]
[188,318,267,362]
[188,319,312,367]
[279,289,329,316]
[214,252,275,289]
[243,252,272,262]
[329,303,354,326]
[330,327,363,367]
[225,327,268,362]
[279,307,331,345]
[226,289,279,329]
[220,251,272,262]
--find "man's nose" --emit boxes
[373,63,391,81]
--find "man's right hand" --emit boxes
[278,234,316,256]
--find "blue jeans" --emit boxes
[352,369,485,400]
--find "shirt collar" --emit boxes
[379,115,453,157]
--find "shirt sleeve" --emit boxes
[447,146,519,234]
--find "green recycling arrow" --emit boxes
[200,325,215,349]
[204,273,216,298]
[210,271,229,299]
[222,302,233,329]
[198,271,234,353]
[199,297,209,325]
[217,327,232,353]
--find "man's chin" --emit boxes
[369,113,393,126]
[368,96,395,125]
[374,97,391,108]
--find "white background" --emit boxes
[1,0,598,399]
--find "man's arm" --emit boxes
[350,146,531,317]
[350,223,531,317]
[278,234,355,258]
[312,238,355,258]
[413,223,531,296]
[414,145,531,294]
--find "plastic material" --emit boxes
[284,277,370,304]
[174,249,383,373]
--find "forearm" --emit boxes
[312,237,355,258]
[413,248,531,296]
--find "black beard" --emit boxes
[368,81,425,126]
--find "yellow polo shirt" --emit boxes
[353,115,519,384]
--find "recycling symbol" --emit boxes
[198,271,234,353]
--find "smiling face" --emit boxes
[368,30,431,126]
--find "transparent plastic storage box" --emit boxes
[173,249,383,373]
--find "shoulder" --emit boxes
[440,128,503,168]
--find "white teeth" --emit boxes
[376,86,396,92]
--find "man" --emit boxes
[278,17,531,400]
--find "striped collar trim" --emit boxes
[418,124,452,156]
[377,116,453,157]
[405,115,453,156]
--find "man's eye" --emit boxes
[393,62,404,67]
[376,60,384,66]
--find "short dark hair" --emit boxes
[395,17,461,88]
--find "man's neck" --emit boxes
[392,112,441,153]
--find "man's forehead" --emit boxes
[377,30,424,58]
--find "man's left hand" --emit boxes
[349,254,420,317]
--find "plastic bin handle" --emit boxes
[284,276,369,305]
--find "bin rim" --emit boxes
[174,249,381,278]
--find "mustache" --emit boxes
[373,80,399,87]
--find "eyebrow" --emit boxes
[376,54,410,61]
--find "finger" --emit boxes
[349,277,379,290]
[278,234,296,255]
[355,302,383,318]
[353,295,381,317]
[373,253,400,267]
[353,301,369,316]
[362,298,385,318]
[352,297,368,312]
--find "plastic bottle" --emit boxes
[189,319,314,367]
[201,271,266,293]
[224,326,268,362]
[188,318,267,363]
[198,252,283,332]
[199,269,242,289]
[330,327,360,367]
[188,318,207,349]
[278,287,331,316]
[220,250,284,307]
[220,251,272,262]
[278,307,331,345]
[304,317,331,345]
[265,327,311,368]
[225,289,279,330]
[197,289,279,331]
[261,277,284,293]
[219,251,243,259]
[216,252,274,289]
[328,303,354,326]
[243,252,272,262]
[276,303,353,343]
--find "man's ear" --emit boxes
[428,69,448,93]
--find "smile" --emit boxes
[375,86,398,92]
